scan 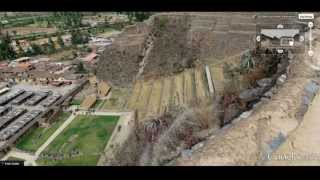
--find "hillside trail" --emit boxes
[136,33,154,79]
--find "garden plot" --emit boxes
[2,26,57,36]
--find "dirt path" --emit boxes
[265,85,320,165]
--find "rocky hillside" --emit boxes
[97,12,266,87]
[97,23,150,87]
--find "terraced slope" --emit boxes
[127,67,210,121]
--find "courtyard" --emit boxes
[36,115,119,166]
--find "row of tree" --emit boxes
[0,32,16,60]
[70,30,89,45]
[52,12,83,30]
[117,12,153,23]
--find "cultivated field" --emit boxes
[36,115,119,166]
[2,26,57,36]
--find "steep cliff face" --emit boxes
[96,23,150,87]
[140,15,196,78]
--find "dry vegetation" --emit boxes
[106,103,220,166]
[127,66,211,122]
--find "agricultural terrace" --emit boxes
[128,66,211,121]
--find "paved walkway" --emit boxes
[35,113,76,157]
[2,149,37,166]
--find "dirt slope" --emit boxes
[174,53,319,165]
[265,91,320,165]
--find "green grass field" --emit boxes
[36,115,119,166]
[15,112,71,153]
[70,99,82,106]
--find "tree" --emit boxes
[71,30,80,45]
[126,12,134,23]
[76,61,86,73]
[56,12,83,29]
[71,30,89,45]
[47,37,56,54]
[0,32,16,60]
[30,43,43,55]
[17,43,24,56]
[122,12,153,23]
[47,20,52,28]
[134,12,152,22]
[240,51,255,74]
[25,47,34,57]
[12,30,17,36]
[57,34,65,48]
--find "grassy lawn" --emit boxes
[36,115,119,166]
[15,112,71,153]
[70,99,82,106]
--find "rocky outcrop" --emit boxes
[97,23,150,87]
